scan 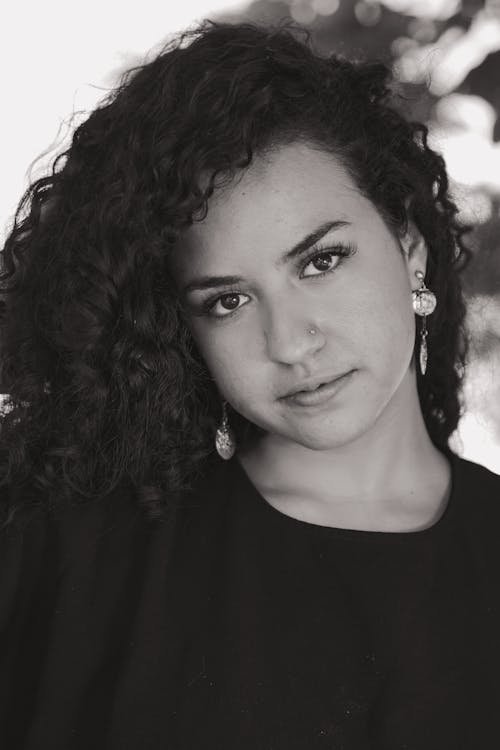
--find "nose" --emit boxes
[263,300,325,365]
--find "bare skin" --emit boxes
[237,438,452,533]
[168,140,452,533]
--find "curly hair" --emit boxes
[0,19,474,530]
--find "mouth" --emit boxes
[282,370,355,407]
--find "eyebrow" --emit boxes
[181,219,351,297]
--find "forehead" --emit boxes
[169,142,367,278]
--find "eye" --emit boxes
[301,247,346,278]
[207,291,245,318]
[199,242,356,321]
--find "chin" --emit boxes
[282,418,367,451]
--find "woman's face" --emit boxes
[168,141,427,452]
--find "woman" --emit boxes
[1,18,499,750]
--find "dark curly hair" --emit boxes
[0,19,474,530]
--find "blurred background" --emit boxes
[1,0,499,471]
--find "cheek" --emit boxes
[188,323,248,390]
[351,271,415,361]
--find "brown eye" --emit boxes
[299,242,356,279]
[219,294,241,311]
[201,242,356,322]
[312,253,335,271]
[204,291,249,318]
[301,249,342,277]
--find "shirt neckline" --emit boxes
[228,449,459,543]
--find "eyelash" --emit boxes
[198,241,357,321]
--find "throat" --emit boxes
[237,450,452,533]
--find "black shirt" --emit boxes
[1,450,500,749]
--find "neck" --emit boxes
[238,367,451,512]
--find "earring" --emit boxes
[215,400,236,460]
[412,270,437,376]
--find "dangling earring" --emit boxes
[215,400,236,460]
[412,270,437,376]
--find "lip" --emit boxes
[282,370,355,407]
[281,371,352,398]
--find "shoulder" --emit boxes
[0,476,195,677]
[0,459,228,600]
[453,453,500,496]
[452,452,500,533]
[0,479,139,618]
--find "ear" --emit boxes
[399,220,429,291]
